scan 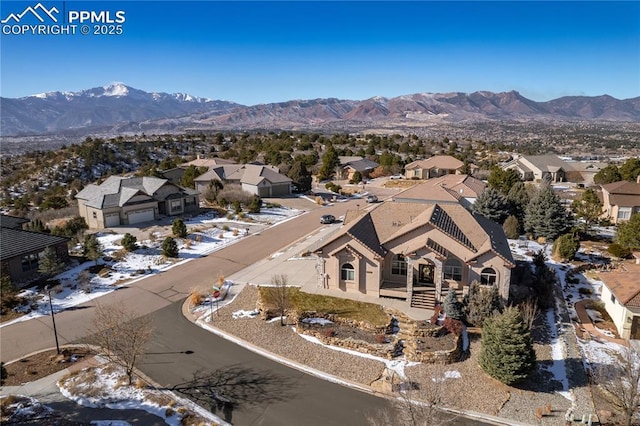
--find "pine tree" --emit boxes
[617,213,640,250]
[162,237,179,258]
[472,188,511,224]
[487,167,522,195]
[83,234,103,265]
[38,247,65,278]
[172,218,188,238]
[478,307,536,385]
[121,233,138,252]
[443,287,464,320]
[502,215,521,239]
[552,233,580,261]
[507,181,530,223]
[318,143,340,181]
[288,159,312,192]
[571,188,602,231]
[248,195,262,213]
[524,184,571,240]
[465,281,502,327]
[594,165,622,185]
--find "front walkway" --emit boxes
[573,299,628,347]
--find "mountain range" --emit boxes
[1,83,639,137]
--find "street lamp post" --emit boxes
[44,285,61,354]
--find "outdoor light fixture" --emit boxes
[44,285,61,354]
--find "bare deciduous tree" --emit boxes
[597,347,640,426]
[87,304,153,385]
[272,274,291,326]
[518,297,539,331]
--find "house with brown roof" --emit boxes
[598,263,640,340]
[404,155,465,180]
[315,184,514,311]
[600,180,640,224]
[1,215,70,287]
[193,163,292,197]
[503,154,569,183]
[76,176,200,229]
[394,174,486,209]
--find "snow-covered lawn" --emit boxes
[2,208,302,329]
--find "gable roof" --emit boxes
[405,155,463,171]
[76,176,195,209]
[521,155,568,172]
[600,264,640,307]
[194,164,292,186]
[601,180,640,208]
[182,157,235,168]
[344,158,379,172]
[395,175,485,203]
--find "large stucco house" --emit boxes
[193,163,292,198]
[600,179,640,224]
[76,176,200,229]
[314,181,514,310]
[404,155,465,180]
[599,263,640,340]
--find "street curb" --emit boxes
[181,298,525,426]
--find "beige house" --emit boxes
[404,155,464,180]
[599,264,640,340]
[315,188,515,310]
[76,176,200,229]
[193,163,292,197]
[600,180,640,224]
[503,155,568,183]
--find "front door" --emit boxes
[418,263,434,284]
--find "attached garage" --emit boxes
[127,208,155,224]
[104,213,120,227]
[270,183,291,197]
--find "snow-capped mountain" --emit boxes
[1,83,241,136]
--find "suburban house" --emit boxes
[314,182,514,310]
[503,155,569,183]
[404,155,465,180]
[1,215,70,287]
[193,163,292,197]
[76,176,200,229]
[161,157,236,185]
[598,263,640,340]
[338,156,379,181]
[600,179,640,224]
[393,174,486,209]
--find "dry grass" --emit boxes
[258,286,389,326]
[383,180,416,189]
[2,347,95,386]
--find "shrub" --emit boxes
[222,225,230,231]
[607,243,631,259]
[121,233,138,252]
[248,196,262,213]
[552,233,580,261]
[172,218,188,238]
[578,287,593,295]
[430,305,443,324]
[503,215,521,239]
[161,237,179,258]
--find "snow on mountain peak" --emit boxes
[103,82,129,97]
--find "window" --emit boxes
[480,268,497,285]
[391,254,407,276]
[170,200,182,213]
[617,208,632,221]
[21,253,39,272]
[92,211,97,219]
[184,197,196,207]
[443,259,462,281]
[341,263,355,281]
[611,293,616,304]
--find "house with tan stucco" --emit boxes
[76,176,200,229]
[600,180,640,224]
[599,264,640,340]
[404,155,465,180]
[314,181,514,310]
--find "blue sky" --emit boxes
[1,1,638,104]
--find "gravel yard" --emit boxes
[204,284,591,425]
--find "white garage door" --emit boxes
[104,213,120,227]
[128,209,154,224]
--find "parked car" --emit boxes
[320,214,336,224]
[389,174,404,180]
[365,195,378,203]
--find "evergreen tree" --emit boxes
[465,281,503,327]
[620,157,640,182]
[472,188,511,224]
[318,143,340,181]
[524,184,571,240]
[616,213,640,250]
[121,233,138,252]
[552,233,580,261]
[287,159,312,192]
[172,218,188,238]
[38,247,65,278]
[478,307,536,385]
[350,170,363,184]
[443,287,464,320]
[83,234,103,265]
[571,188,602,231]
[507,181,530,223]
[162,237,179,258]
[594,165,622,185]
[487,167,522,195]
[248,195,262,213]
